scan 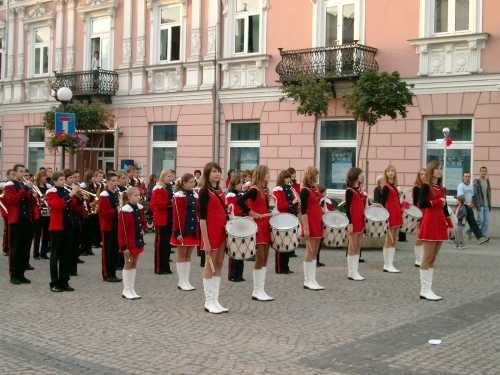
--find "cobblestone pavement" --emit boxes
[1,234,499,375]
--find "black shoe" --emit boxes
[289,253,298,258]
[40,254,49,260]
[70,271,78,276]
[285,270,294,274]
[50,286,64,292]
[104,276,122,283]
[317,262,325,267]
[10,278,23,285]
[83,250,95,256]
[62,285,75,292]
[20,277,31,284]
[359,258,366,263]
[26,265,35,271]
[157,270,172,275]
[77,258,85,264]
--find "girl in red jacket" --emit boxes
[345,168,367,281]
[238,165,274,301]
[199,163,229,313]
[150,169,175,275]
[417,160,453,301]
[300,167,325,291]
[380,165,403,273]
[118,187,146,300]
[171,173,199,292]
[226,174,245,282]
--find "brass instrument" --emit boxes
[0,191,7,214]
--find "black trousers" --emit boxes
[70,222,81,275]
[50,230,71,288]
[275,251,290,273]
[198,247,205,267]
[228,258,244,280]
[154,224,172,273]
[101,229,118,279]
[465,206,483,239]
[88,214,101,247]
[80,217,93,254]
[9,220,32,279]
[33,216,50,257]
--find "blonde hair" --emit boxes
[122,186,140,204]
[159,169,175,184]
[384,165,398,186]
[251,165,269,188]
[302,166,318,188]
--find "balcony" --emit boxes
[276,42,379,84]
[49,69,119,103]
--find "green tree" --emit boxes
[343,71,413,186]
[43,101,114,132]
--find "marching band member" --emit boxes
[317,185,332,267]
[380,165,403,273]
[412,169,426,267]
[23,170,37,271]
[64,170,84,276]
[238,165,274,302]
[150,169,175,275]
[46,172,78,292]
[345,168,367,281]
[287,167,300,258]
[1,169,15,257]
[417,160,453,301]
[199,163,228,313]
[80,171,98,256]
[193,170,202,190]
[117,171,129,193]
[300,167,325,291]
[171,173,199,292]
[127,165,147,199]
[272,169,299,274]
[4,164,37,285]
[33,171,51,260]
[90,170,105,248]
[226,174,245,282]
[118,187,146,300]
[98,172,122,283]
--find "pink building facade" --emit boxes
[0,0,500,206]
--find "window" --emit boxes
[234,0,261,53]
[325,1,355,45]
[229,122,260,171]
[433,0,471,33]
[319,120,357,190]
[151,124,177,176]
[27,128,45,173]
[0,36,3,79]
[159,5,181,62]
[89,16,111,70]
[32,27,50,76]
[425,118,473,197]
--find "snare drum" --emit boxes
[322,211,349,248]
[226,217,258,260]
[270,213,299,253]
[364,206,390,239]
[401,205,423,233]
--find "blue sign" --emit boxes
[55,112,76,136]
[121,159,135,170]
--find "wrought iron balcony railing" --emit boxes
[49,69,119,103]
[276,42,379,84]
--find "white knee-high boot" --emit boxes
[176,262,185,290]
[348,255,365,281]
[130,269,141,299]
[419,268,443,301]
[203,278,223,314]
[414,245,423,267]
[383,247,400,273]
[121,270,135,300]
[183,261,195,290]
[252,268,274,301]
[213,276,228,313]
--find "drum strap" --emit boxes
[210,189,229,221]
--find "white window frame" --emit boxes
[420,0,482,37]
[157,4,182,63]
[0,32,4,80]
[313,0,365,47]
[31,26,51,77]
[317,118,358,197]
[26,127,45,172]
[233,2,261,55]
[150,123,177,175]
[85,15,113,70]
[423,117,474,198]
[227,121,261,171]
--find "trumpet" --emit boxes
[65,183,97,199]
[23,177,43,197]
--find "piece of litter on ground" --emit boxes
[428,339,442,345]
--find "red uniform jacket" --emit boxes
[149,184,172,227]
[118,203,146,255]
[46,187,78,231]
[98,190,119,231]
[225,191,243,217]
[3,181,36,224]
[320,196,334,212]
[272,186,299,214]
[172,191,199,238]
[293,182,301,194]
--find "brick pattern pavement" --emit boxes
[0,233,499,375]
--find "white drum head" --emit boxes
[225,217,257,238]
[270,213,299,230]
[322,211,349,228]
[365,206,390,222]
[405,205,423,219]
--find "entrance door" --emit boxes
[76,132,115,176]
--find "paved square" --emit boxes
[1,234,499,375]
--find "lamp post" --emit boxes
[54,87,73,170]
[442,127,450,188]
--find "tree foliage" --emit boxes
[43,101,114,132]
[343,71,413,126]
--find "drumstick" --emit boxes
[207,253,215,273]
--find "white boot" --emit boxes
[310,260,325,290]
[121,270,136,300]
[203,278,223,314]
[348,255,365,281]
[303,261,316,290]
[383,247,400,273]
[420,268,443,301]
[252,268,274,301]
[346,256,353,279]
[183,261,196,291]
[176,262,185,290]
[130,269,141,299]
[213,276,228,313]
[414,245,423,267]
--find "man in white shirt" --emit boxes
[457,173,488,244]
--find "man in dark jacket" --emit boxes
[473,166,492,238]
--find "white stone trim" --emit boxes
[64,0,76,72]
[219,54,270,89]
[120,0,132,68]
[55,0,64,72]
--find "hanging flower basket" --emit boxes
[47,132,88,154]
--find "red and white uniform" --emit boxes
[382,184,403,228]
[225,190,243,217]
[238,186,270,245]
[300,186,323,239]
[292,182,301,194]
[272,185,298,215]
[3,181,36,225]
[46,187,77,231]
[149,184,172,227]
[98,190,119,231]
[118,203,146,256]
[345,187,367,234]
[320,196,334,213]
[418,184,453,241]
[170,190,200,247]
[200,188,228,251]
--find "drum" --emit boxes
[225,217,258,260]
[364,206,390,239]
[322,211,349,248]
[41,206,50,217]
[400,205,423,233]
[270,213,299,253]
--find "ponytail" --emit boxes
[175,173,194,192]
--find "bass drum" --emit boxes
[322,211,349,248]
[270,213,299,253]
[226,217,258,260]
[364,206,390,239]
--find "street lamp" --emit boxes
[54,87,73,169]
[442,127,450,188]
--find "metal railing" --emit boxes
[276,42,378,83]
